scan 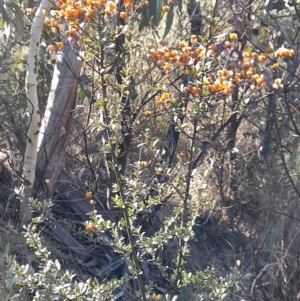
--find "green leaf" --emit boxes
[11,2,24,40]
[151,0,163,25]
[139,6,151,31]
[139,0,164,31]
[163,5,174,38]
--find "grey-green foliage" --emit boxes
[2,178,252,301]
[3,204,122,301]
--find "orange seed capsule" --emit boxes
[48,45,55,52]
[162,5,170,12]
[85,223,97,232]
[251,52,258,59]
[119,11,128,18]
[141,161,148,167]
[224,41,231,48]
[56,41,64,49]
[229,33,238,40]
[107,1,116,9]
[270,63,279,71]
[86,191,93,198]
[144,111,152,117]
[258,54,267,62]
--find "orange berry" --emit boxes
[104,8,112,14]
[258,54,267,62]
[203,78,211,85]
[85,223,97,232]
[242,61,251,69]
[275,47,290,58]
[192,86,199,94]
[163,5,170,12]
[48,45,55,52]
[144,111,152,117]
[224,86,232,94]
[179,152,185,158]
[134,4,138,10]
[273,78,283,89]
[108,1,116,9]
[42,9,47,16]
[246,70,253,77]
[45,179,50,184]
[161,92,169,100]
[135,106,140,112]
[274,78,281,85]
[44,18,51,26]
[251,74,260,80]
[270,63,279,71]
[56,41,64,49]
[145,1,149,7]
[119,11,128,18]
[141,161,148,167]
[179,41,188,48]
[242,51,250,58]
[209,85,217,93]
[251,52,258,59]
[224,41,231,48]
[256,77,264,85]
[157,60,164,67]
[190,35,197,44]
[164,63,171,71]
[90,199,96,205]
[229,33,238,40]
[209,44,216,51]
[86,191,93,198]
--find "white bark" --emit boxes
[22,0,52,224]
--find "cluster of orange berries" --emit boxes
[43,0,134,52]
[86,191,96,205]
[148,34,295,95]
[156,92,171,106]
[275,47,294,58]
[147,40,216,73]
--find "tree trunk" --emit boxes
[21,0,52,224]
[36,42,82,197]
